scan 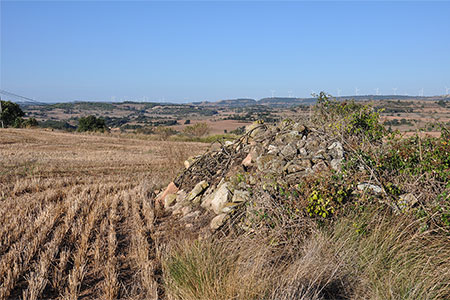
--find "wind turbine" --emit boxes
[270,90,276,98]
[392,88,397,96]
[355,87,360,96]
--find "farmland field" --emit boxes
[0,129,207,299]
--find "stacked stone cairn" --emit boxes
[155,119,354,235]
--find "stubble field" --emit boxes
[0,129,207,299]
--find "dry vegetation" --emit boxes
[0,129,207,299]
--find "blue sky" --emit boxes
[1,1,449,103]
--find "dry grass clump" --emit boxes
[163,207,450,300]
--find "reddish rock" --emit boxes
[242,150,257,167]
[156,182,178,204]
[242,153,253,167]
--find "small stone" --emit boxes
[299,147,308,156]
[256,154,276,172]
[232,190,250,203]
[210,213,227,230]
[242,151,256,167]
[221,202,240,213]
[184,155,201,169]
[181,206,191,216]
[357,183,382,194]
[306,140,320,152]
[182,210,201,221]
[186,180,209,202]
[267,145,279,154]
[288,130,302,138]
[176,190,186,202]
[201,190,215,210]
[312,161,328,172]
[280,143,297,159]
[270,159,287,173]
[293,123,306,133]
[164,193,177,209]
[284,159,312,174]
[399,193,418,207]
[330,158,343,171]
[156,182,178,204]
[311,156,325,164]
[245,121,266,138]
[328,141,344,158]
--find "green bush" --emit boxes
[0,100,25,127]
[77,115,108,132]
[313,92,385,142]
[12,117,39,128]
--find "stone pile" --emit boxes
[156,119,348,233]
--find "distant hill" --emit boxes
[201,95,450,108]
[213,98,257,107]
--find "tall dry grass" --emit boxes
[162,208,450,300]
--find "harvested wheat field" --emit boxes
[0,129,208,300]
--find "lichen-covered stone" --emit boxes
[280,143,298,159]
[357,183,382,194]
[211,181,231,214]
[232,190,250,203]
[164,193,177,209]
[328,141,344,158]
[187,180,209,202]
[210,213,228,230]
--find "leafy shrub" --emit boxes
[0,100,25,127]
[39,120,76,131]
[12,117,39,128]
[313,92,385,142]
[77,115,108,132]
[302,173,353,219]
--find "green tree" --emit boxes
[0,100,25,128]
[77,115,108,132]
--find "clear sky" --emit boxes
[1,1,449,103]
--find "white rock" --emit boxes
[232,190,250,203]
[328,141,344,158]
[357,183,382,194]
[211,181,231,214]
[330,158,343,171]
[164,193,177,209]
[210,213,227,230]
[186,180,209,202]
